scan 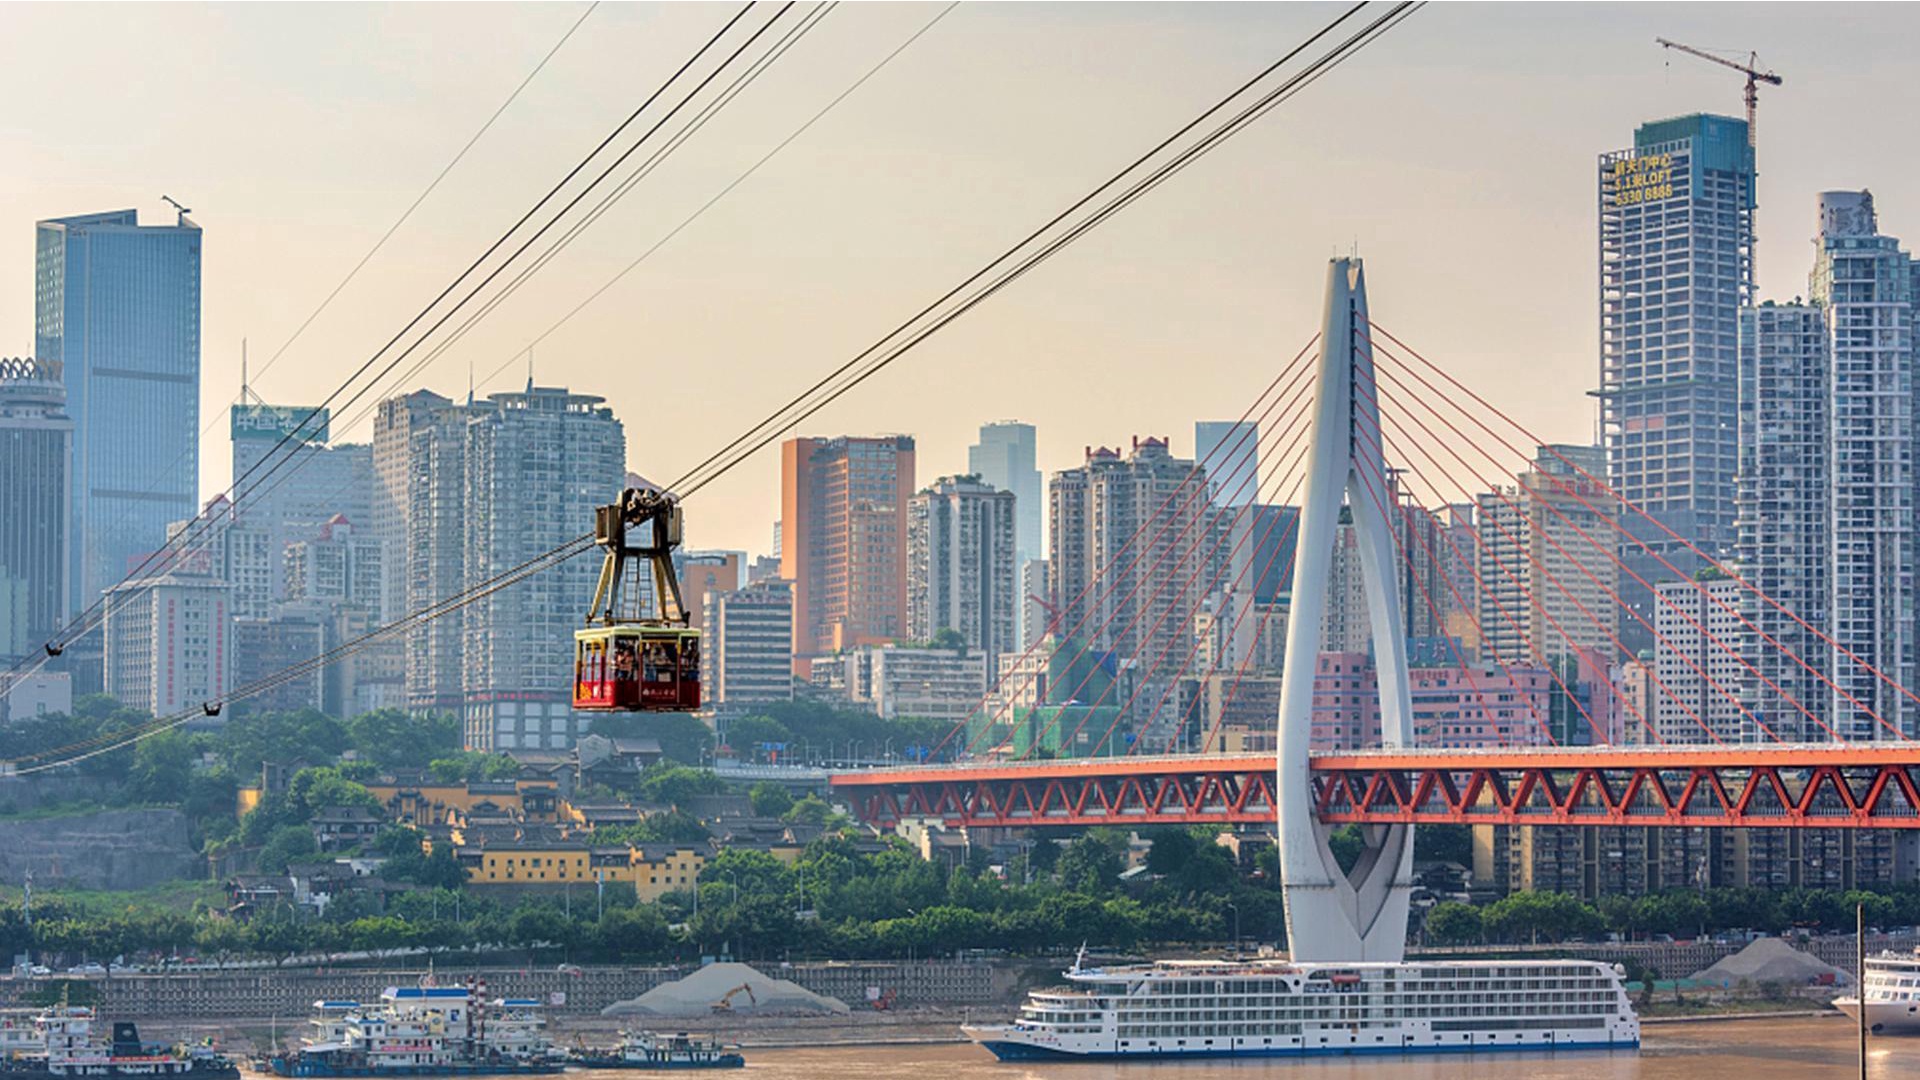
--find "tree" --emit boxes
[636,764,727,807]
[219,708,349,776]
[287,766,381,819]
[601,809,709,846]
[257,825,319,873]
[428,752,519,784]
[928,627,968,651]
[703,847,799,900]
[726,716,792,761]
[1326,825,1365,875]
[1413,824,1473,867]
[1143,828,1198,878]
[346,710,461,771]
[1056,832,1125,893]
[749,782,794,817]
[1424,902,1483,945]
[783,795,832,826]
[592,904,668,959]
[127,732,194,805]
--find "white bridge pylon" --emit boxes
[1275,258,1415,963]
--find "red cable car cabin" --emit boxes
[571,487,700,713]
[573,625,700,711]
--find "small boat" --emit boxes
[265,984,565,1077]
[0,1007,238,1080]
[568,1033,744,1071]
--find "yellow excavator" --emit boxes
[710,984,757,1013]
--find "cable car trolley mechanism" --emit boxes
[572,487,701,712]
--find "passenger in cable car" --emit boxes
[643,640,672,684]
[613,637,638,681]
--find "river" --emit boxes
[671,1017,1915,1079]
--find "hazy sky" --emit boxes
[5,2,1918,557]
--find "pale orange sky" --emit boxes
[5,3,1918,557]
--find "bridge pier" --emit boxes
[1274,258,1415,963]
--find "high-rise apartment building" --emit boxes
[1048,438,1209,675]
[285,516,382,608]
[1651,575,1747,743]
[35,209,203,614]
[1598,115,1754,651]
[232,608,325,715]
[678,551,743,633]
[400,394,470,716]
[1811,190,1918,740]
[908,475,1017,670]
[460,386,626,751]
[1476,445,1619,668]
[1232,504,1299,606]
[968,422,1040,565]
[1736,303,1831,743]
[1195,420,1261,507]
[166,497,275,621]
[103,572,228,717]
[704,578,793,707]
[373,390,454,628]
[0,358,72,655]
[1020,559,1051,650]
[780,435,915,673]
[229,401,372,604]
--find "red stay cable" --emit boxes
[1370,319,1914,742]
[1358,360,1774,746]
[1033,388,1318,759]
[928,336,1317,759]
[1365,350,1824,745]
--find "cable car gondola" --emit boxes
[572,487,700,712]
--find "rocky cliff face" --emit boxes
[0,808,200,890]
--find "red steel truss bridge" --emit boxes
[831,744,1920,830]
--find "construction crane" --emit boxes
[1656,38,1782,148]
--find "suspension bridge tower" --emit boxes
[1275,258,1415,962]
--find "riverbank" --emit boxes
[1642,1007,1842,1025]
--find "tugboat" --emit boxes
[568,1032,744,1070]
[266,982,565,1077]
[0,1006,238,1080]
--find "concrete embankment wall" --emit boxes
[0,961,993,1019]
[1413,933,1919,978]
[0,806,200,890]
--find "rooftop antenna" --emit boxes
[526,348,535,394]
[467,361,475,407]
[161,194,192,226]
[240,338,264,407]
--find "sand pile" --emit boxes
[602,962,850,1018]
[1691,937,1851,986]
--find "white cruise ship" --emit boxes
[1836,948,1920,1033]
[963,956,1640,1061]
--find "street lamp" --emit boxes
[1224,901,1240,953]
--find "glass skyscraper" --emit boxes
[969,421,1040,566]
[35,208,203,616]
[1597,114,1754,651]
[1195,420,1261,507]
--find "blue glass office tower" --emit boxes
[35,209,203,616]
[1196,420,1260,507]
[1597,114,1754,652]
